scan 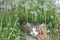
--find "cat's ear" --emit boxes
[24,23,31,28]
[40,23,47,30]
[26,23,31,26]
[40,23,46,27]
[19,18,27,25]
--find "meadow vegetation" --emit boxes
[0,0,60,40]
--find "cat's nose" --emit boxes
[33,33,35,35]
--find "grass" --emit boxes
[0,0,60,40]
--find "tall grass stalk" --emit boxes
[8,17,19,40]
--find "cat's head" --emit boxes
[30,23,47,36]
[23,23,39,36]
[19,19,47,36]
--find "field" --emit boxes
[0,0,60,40]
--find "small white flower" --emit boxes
[10,28,16,31]
[4,28,8,30]
[50,15,53,19]
[10,28,13,30]
[46,30,50,33]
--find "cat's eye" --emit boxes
[36,30,37,31]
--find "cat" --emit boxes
[19,19,50,40]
